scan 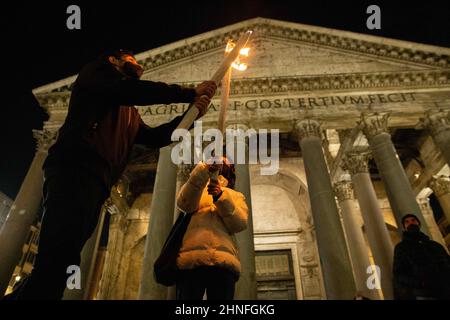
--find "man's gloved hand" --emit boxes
[194,81,217,119]
[195,81,217,98]
[194,95,212,118]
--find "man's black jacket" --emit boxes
[44,59,196,190]
[393,230,450,299]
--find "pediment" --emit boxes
[142,36,431,84]
[34,17,450,95]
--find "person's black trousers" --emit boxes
[176,266,237,300]
[16,165,109,300]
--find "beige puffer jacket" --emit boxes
[176,162,248,276]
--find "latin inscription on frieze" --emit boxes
[138,92,418,116]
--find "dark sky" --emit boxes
[1,0,450,199]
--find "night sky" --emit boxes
[1,0,450,199]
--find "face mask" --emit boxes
[406,223,420,233]
[121,61,144,79]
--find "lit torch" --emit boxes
[175,30,253,131]
[218,39,250,134]
[210,38,251,184]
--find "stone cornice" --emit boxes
[35,68,450,98]
[35,70,450,112]
[33,17,450,95]
[226,70,450,96]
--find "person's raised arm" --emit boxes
[76,61,215,107]
[176,163,210,214]
[214,188,248,234]
[134,95,212,148]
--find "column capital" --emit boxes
[32,129,57,153]
[418,109,450,137]
[177,164,195,182]
[295,119,322,140]
[358,112,390,140]
[341,148,372,175]
[417,197,432,215]
[334,180,355,202]
[429,175,450,197]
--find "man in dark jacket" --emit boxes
[14,49,216,300]
[393,214,450,300]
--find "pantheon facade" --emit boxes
[1,18,450,300]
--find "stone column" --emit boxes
[234,160,257,299]
[417,197,447,248]
[334,181,379,300]
[429,176,450,224]
[95,203,123,300]
[341,148,394,300]
[138,146,177,300]
[295,119,355,300]
[63,203,107,300]
[166,163,195,300]
[419,110,450,167]
[0,129,56,295]
[226,124,257,300]
[86,246,107,300]
[358,113,429,236]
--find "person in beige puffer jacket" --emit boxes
[175,157,248,300]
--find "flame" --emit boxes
[239,47,250,56]
[231,62,248,71]
[225,40,235,53]
[225,40,250,71]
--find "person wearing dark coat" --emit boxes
[10,49,216,300]
[393,214,450,300]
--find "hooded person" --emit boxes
[175,156,248,300]
[393,213,450,300]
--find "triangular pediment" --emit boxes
[34,17,450,95]
[142,36,432,84]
